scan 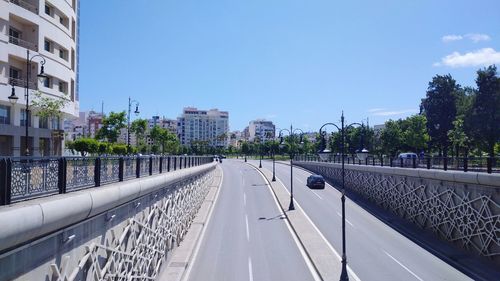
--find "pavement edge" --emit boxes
[158,165,224,281]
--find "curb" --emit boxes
[158,165,224,281]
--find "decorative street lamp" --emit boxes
[279,125,304,211]
[318,112,366,281]
[9,50,48,156]
[127,97,140,151]
[272,140,277,181]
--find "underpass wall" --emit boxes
[294,161,500,265]
[0,163,216,281]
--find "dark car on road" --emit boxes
[306,175,325,189]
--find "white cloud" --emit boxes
[442,35,463,43]
[368,108,386,113]
[435,48,500,68]
[371,109,418,116]
[465,33,491,43]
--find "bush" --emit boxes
[73,138,99,156]
[112,144,128,155]
[98,142,111,155]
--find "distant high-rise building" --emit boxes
[248,119,275,142]
[177,107,229,147]
[0,0,80,156]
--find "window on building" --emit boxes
[8,27,21,45]
[51,117,60,130]
[44,39,51,52]
[39,116,49,129]
[9,67,21,80]
[59,81,67,93]
[59,48,67,60]
[45,4,52,16]
[0,105,11,125]
[20,109,31,127]
[44,76,51,88]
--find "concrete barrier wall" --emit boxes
[294,161,500,264]
[0,163,216,281]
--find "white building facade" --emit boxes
[177,107,229,148]
[248,119,275,142]
[0,0,80,156]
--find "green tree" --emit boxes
[401,115,429,153]
[465,65,500,157]
[380,120,403,157]
[30,90,69,120]
[96,111,127,143]
[130,118,148,146]
[420,74,459,157]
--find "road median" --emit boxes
[247,162,354,281]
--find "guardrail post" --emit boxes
[443,157,448,171]
[380,156,384,167]
[426,157,431,169]
[0,158,11,206]
[159,156,163,173]
[119,157,124,181]
[487,157,492,174]
[58,157,67,194]
[149,156,153,175]
[184,157,187,168]
[412,157,416,169]
[136,157,141,178]
[94,157,101,187]
[167,156,171,172]
[400,158,403,168]
[463,157,468,172]
[390,158,393,167]
[179,157,183,169]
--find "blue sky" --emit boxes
[79,0,500,132]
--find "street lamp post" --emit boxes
[319,112,368,281]
[279,125,304,211]
[9,50,48,156]
[272,144,276,181]
[127,97,140,152]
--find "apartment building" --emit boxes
[177,107,229,148]
[248,119,275,142]
[0,0,80,156]
[148,115,177,133]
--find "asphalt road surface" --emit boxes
[185,160,318,281]
[259,159,471,281]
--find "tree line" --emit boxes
[66,112,181,156]
[230,65,499,159]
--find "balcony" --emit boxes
[10,77,38,90]
[9,0,39,14]
[9,35,37,51]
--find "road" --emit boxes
[185,160,318,281]
[258,159,471,281]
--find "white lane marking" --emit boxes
[296,178,304,184]
[311,190,323,200]
[182,167,224,281]
[244,193,247,206]
[336,212,354,227]
[384,251,424,281]
[251,166,322,281]
[248,257,254,281]
[273,175,361,281]
[245,214,250,241]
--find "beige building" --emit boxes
[0,0,80,156]
[177,107,229,148]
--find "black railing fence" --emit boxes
[0,155,214,205]
[295,154,499,174]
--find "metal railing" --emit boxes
[9,77,38,90]
[9,35,37,51]
[294,154,500,174]
[9,0,38,14]
[0,155,214,205]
